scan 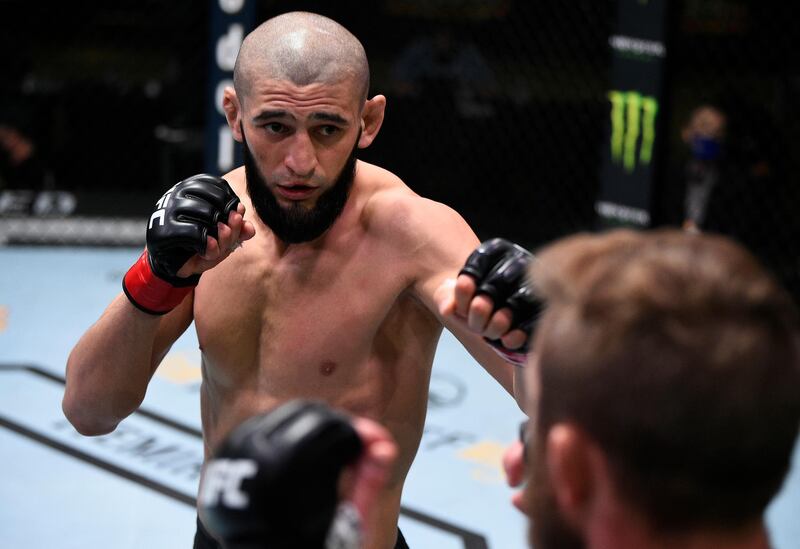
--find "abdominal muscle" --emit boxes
[196,293,442,548]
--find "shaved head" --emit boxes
[233,12,370,105]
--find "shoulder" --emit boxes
[222,166,247,199]
[358,161,479,261]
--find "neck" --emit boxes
[589,510,770,549]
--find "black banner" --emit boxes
[204,0,257,175]
[596,0,670,228]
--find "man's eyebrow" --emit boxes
[251,110,349,125]
[252,110,292,123]
[310,112,349,125]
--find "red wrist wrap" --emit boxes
[491,346,528,367]
[122,252,195,315]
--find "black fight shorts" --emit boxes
[194,516,410,548]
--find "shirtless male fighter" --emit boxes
[62,11,534,549]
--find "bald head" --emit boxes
[234,12,370,105]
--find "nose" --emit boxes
[284,130,317,178]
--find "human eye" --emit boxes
[264,122,287,135]
[317,125,342,137]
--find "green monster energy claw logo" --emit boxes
[608,91,659,173]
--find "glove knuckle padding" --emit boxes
[477,254,529,304]
[175,175,240,230]
[145,174,240,285]
[201,400,363,549]
[461,238,542,354]
[174,197,217,229]
[506,285,541,334]
[459,237,514,281]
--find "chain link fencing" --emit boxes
[652,0,800,303]
[1,0,797,301]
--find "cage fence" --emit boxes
[1,0,797,301]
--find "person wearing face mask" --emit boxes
[679,103,727,233]
[656,98,797,306]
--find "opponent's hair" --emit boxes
[530,229,800,531]
[233,12,370,106]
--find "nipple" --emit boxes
[319,361,337,376]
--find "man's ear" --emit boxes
[223,87,244,143]
[358,95,386,149]
[546,424,601,530]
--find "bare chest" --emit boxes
[192,238,436,398]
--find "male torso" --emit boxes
[193,162,463,546]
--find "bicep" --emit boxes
[406,203,517,396]
[150,290,195,372]
[411,204,480,315]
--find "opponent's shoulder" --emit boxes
[359,162,476,254]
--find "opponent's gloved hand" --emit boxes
[199,400,365,549]
[123,174,240,315]
[459,238,541,365]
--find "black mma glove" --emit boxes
[459,238,541,365]
[199,400,364,549]
[122,174,240,314]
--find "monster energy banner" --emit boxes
[596,0,669,227]
[204,0,257,175]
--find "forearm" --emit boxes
[464,337,528,413]
[450,328,516,395]
[63,294,164,435]
[512,365,527,413]
[62,174,248,435]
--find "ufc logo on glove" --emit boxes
[199,458,258,509]
[148,188,175,229]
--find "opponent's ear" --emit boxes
[546,423,599,530]
[358,95,386,149]
[223,87,244,143]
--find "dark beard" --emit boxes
[242,130,358,244]
[527,432,586,549]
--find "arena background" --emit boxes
[1,1,799,548]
